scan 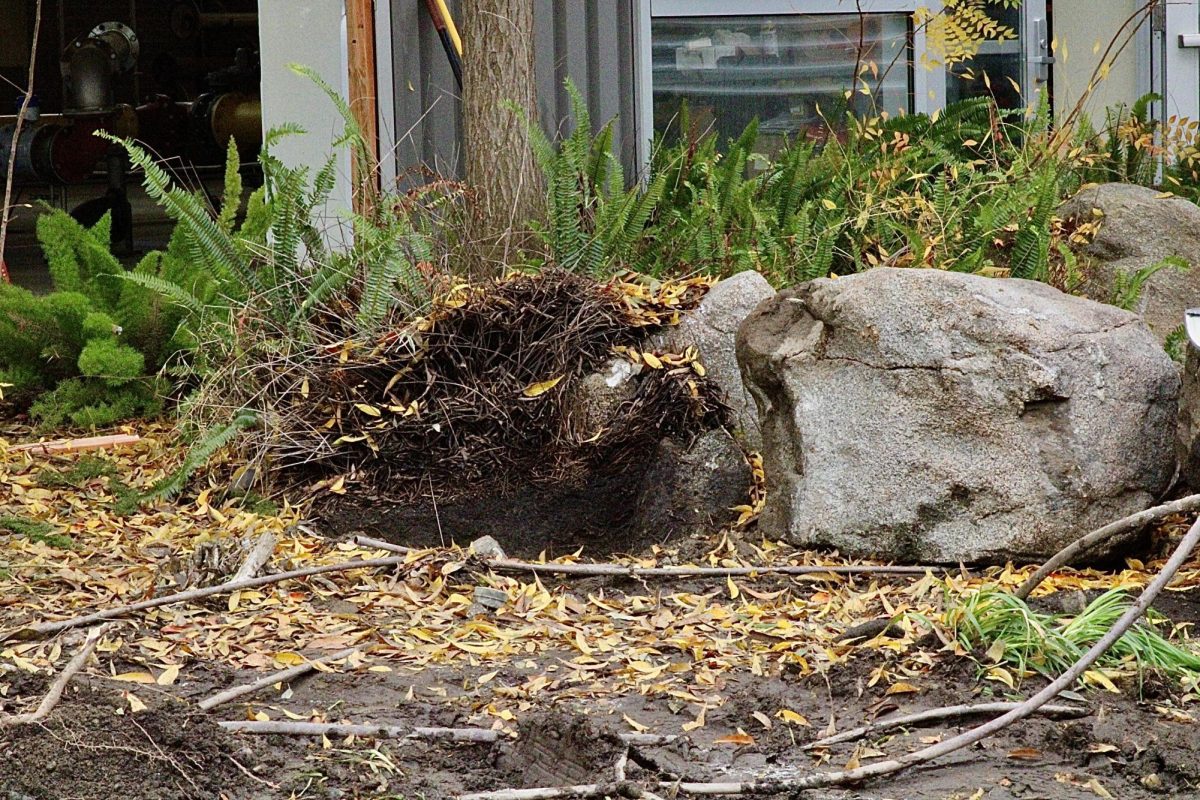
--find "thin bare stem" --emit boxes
[353,535,944,580]
[0,0,43,281]
[10,556,412,639]
[1016,493,1200,601]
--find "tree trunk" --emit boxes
[460,0,544,273]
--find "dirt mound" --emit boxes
[287,270,724,500]
[1,679,251,800]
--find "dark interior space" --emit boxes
[0,0,261,290]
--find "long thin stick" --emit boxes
[353,536,940,580]
[218,720,677,747]
[461,515,1200,799]
[11,556,411,639]
[0,623,108,726]
[198,646,360,711]
[0,0,42,282]
[803,702,1089,749]
[1015,493,1200,601]
[219,721,502,742]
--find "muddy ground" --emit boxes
[4,585,1200,800]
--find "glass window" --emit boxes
[651,13,912,148]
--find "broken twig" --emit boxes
[804,701,1089,749]
[0,624,109,726]
[198,646,360,711]
[11,556,410,639]
[8,433,141,455]
[461,515,1200,798]
[1016,493,1200,600]
[353,535,940,580]
[231,529,278,582]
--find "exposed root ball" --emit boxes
[283,270,727,502]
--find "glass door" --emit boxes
[944,0,1048,112]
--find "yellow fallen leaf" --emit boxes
[642,352,664,369]
[622,714,649,733]
[682,706,707,732]
[522,375,564,398]
[885,682,919,696]
[726,576,740,600]
[112,671,157,684]
[355,403,382,417]
[1082,669,1121,694]
[1086,778,1114,799]
[156,664,181,686]
[986,666,1015,689]
[125,691,147,713]
[777,709,810,727]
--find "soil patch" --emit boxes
[0,679,251,800]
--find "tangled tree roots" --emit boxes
[281,270,728,505]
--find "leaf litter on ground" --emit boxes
[4,423,1200,739]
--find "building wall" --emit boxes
[258,0,353,223]
[386,0,639,186]
[1052,0,1143,121]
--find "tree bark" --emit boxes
[460,0,544,273]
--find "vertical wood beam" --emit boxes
[346,0,380,214]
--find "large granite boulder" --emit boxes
[1061,182,1200,342]
[654,270,775,449]
[737,267,1179,564]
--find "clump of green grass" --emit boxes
[945,587,1200,686]
[0,514,74,549]
[35,455,118,489]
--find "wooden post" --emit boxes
[345,0,380,215]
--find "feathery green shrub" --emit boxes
[0,209,187,427]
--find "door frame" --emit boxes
[1156,0,1200,123]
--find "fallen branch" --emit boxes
[460,514,1200,798]
[198,646,360,711]
[10,556,410,639]
[0,624,108,726]
[1015,493,1200,601]
[219,720,501,741]
[353,536,940,580]
[803,701,1089,749]
[8,433,142,455]
[219,720,678,747]
[231,529,278,582]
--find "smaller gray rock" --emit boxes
[469,535,507,560]
[567,358,642,438]
[469,586,508,616]
[655,270,775,449]
[1061,182,1200,342]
